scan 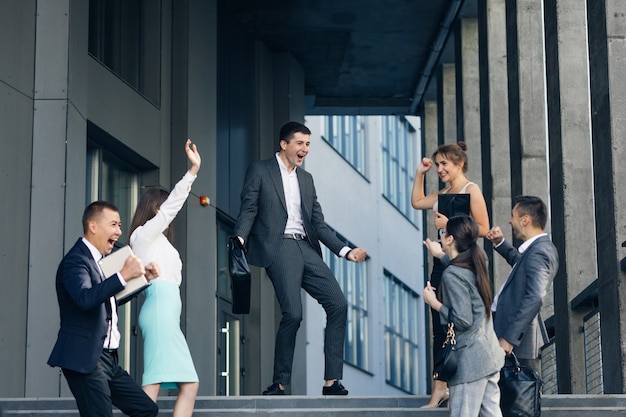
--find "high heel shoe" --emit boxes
[419,389,449,408]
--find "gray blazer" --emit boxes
[234,157,345,268]
[493,235,559,359]
[439,265,504,386]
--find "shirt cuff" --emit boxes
[495,238,505,248]
[339,246,352,258]
[116,272,127,286]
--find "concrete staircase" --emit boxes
[2,395,626,416]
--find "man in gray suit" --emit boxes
[486,195,559,373]
[234,121,367,396]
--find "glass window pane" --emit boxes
[319,115,366,176]
[322,238,368,371]
[380,116,420,223]
[383,270,419,393]
[88,0,162,105]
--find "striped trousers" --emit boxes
[265,238,348,384]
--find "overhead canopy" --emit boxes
[227,0,476,115]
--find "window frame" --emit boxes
[383,269,420,394]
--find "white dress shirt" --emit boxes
[130,171,196,287]
[276,153,307,236]
[275,153,351,258]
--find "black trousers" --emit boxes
[429,257,447,374]
[63,350,158,417]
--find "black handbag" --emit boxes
[228,236,251,314]
[499,352,542,417]
[433,310,457,381]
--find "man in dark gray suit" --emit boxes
[234,121,367,396]
[487,195,559,373]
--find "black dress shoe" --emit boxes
[262,383,285,395]
[322,380,349,395]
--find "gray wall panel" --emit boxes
[34,1,69,99]
[0,80,33,397]
[182,0,219,396]
[27,99,73,396]
[86,59,162,166]
[0,0,36,96]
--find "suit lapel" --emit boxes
[297,168,313,217]
[501,259,522,293]
[78,239,105,283]
[78,239,113,313]
[94,259,105,283]
[296,169,306,200]
[500,236,546,293]
[268,158,288,212]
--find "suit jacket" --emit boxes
[233,157,345,268]
[438,265,504,386]
[493,235,559,359]
[48,239,124,373]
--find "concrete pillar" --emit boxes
[0,0,36,397]
[25,0,88,397]
[504,2,555,372]
[455,18,483,186]
[515,0,550,204]
[588,0,626,393]
[273,52,306,146]
[245,40,279,396]
[175,0,219,396]
[438,63,457,143]
[272,51,309,395]
[423,100,440,238]
[478,0,512,293]
[420,100,439,392]
[545,0,595,394]
[422,99,440,320]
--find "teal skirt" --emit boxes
[139,280,198,388]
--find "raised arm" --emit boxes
[411,157,439,210]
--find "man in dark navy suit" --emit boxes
[487,195,559,375]
[48,201,159,417]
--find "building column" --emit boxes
[420,99,439,392]
[456,18,483,186]
[438,62,457,143]
[589,0,626,394]
[545,0,596,394]
[478,0,512,293]
[26,0,90,397]
[174,0,219,395]
[513,0,550,203]
[422,100,441,242]
[272,51,309,395]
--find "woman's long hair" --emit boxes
[129,187,172,243]
[446,215,493,317]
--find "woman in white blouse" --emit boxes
[129,139,201,417]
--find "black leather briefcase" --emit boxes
[228,236,251,314]
[499,352,542,417]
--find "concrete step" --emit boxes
[2,395,626,416]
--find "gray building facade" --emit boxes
[1,0,626,399]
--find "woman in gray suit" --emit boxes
[423,216,504,417]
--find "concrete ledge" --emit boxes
[2,394,626,416]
